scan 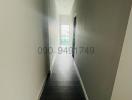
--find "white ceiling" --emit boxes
[55,0,75,15]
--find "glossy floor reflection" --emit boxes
[40,54,86,100]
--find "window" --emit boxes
[60,25,70,46]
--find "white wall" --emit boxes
[111,8,132,100]
[0,0,49,100]
[48,0,59,71]
[72,0,132,100]
[55,0,75,15]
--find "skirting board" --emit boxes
[73,60,89,100]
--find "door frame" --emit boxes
[72,16,77,58]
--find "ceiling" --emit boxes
[55,0,75,15]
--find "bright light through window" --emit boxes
[60,25,70,46]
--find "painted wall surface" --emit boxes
[111,8,132,100]
[72,0,132,100]
[0,0,49,100]
[48,0,59,70]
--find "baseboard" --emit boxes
[73,60,89,100]
[38,71,50,100]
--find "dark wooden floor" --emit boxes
[40,54,86,100]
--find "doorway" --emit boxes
[72,16,77,58]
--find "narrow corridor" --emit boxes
[40,54,86,100]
